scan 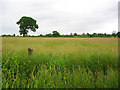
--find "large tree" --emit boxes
[16,16,39,37]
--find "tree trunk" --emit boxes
[23,34,25,37]
[23,28,26,37]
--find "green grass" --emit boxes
[2,37,118,88]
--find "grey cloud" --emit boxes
[1,0,118,35]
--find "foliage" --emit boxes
[74,33,77,36]
[16,16,39,37]
[52,31,60,37]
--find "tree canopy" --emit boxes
[16,16,39,37]
[52,31,60,37]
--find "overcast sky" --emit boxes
[0,0,119,35]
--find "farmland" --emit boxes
[2,37,118,88]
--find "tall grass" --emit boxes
[2,37,118,88]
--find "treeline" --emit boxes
[1,31,120,38]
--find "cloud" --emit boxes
[1,0,118,35]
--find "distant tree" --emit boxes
[16,16,39,37]
[52,31,60,37]
[92,33,97,37]
[87,33,90,37]
[2,34,5,37]
[70,33,73,35]
[2,34,11,37]
[112,31,116,37]
[46,33,52,37]
[104,33,106,36]
[13,34,15,37]
[117,32,120,38]
[82,33,85,35]
[39,34,43,37]
[74,33,77,36]
[98,33,103,37]
[70,33,73,37]
[90,34,92,38]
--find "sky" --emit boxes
[0,0,119,35]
